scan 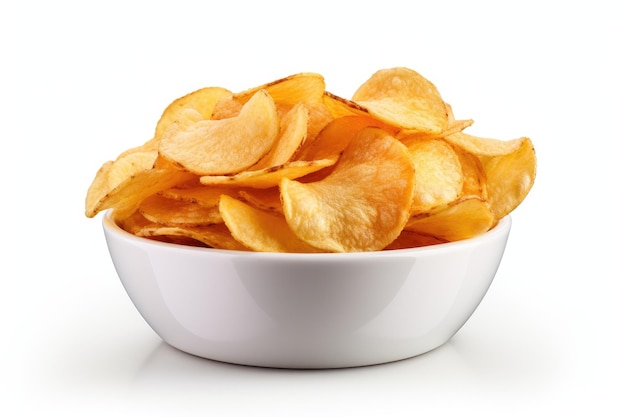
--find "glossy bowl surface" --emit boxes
[103,212,511,369]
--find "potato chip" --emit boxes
[481,137,536,220]
[299,115,399,161]
[122,210,248,251]
[237,188,282,213]
[86,67,536,253]
[397,103,473,140]
[454,146,488,200]
[405,197,495,241]
[384,230,448,250]
[212,73,326,121]
[280,127,415,252]
[445,131,526,157]
[139,194,223,227]
[444,118,474,136]
[403,137,463,213]
[85,166,195,219]
[234,72,326,105]
[159,90,280,175]
[352,67,448,134]
[251,103,309,169]
[442,102,474,134]
[219,195,322,253]
[107,150,159,190]
[153,86,233,143]
[302,101,335,149]
[210,95,242,120]
[322,91,371,119]
[158,184,236,207]
[199,159,336,189]
[85,148,190,219]
[85,160,114,218]
[85,149,160,218]
[138,108,204,156]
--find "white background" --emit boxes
[2,1,624,416]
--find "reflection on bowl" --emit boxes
[103,212,511,369]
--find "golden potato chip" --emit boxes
[85,160,114,218]
[159,90,280,175]
[251,102,309,169]
[444,118,474,136]
[210,95,243,120]
[322,91,371,119]
[153,86,233,143]
[280,127,415,252]
[139,194,223,226]
[158,184,237,207]
[384,230,448,250]
[444,102,455,120]
[107,150,159,190]
[212,73,326,121]
[122,210,248,251]
[219,195,322,253]
[86,67,536,252]
[442,102,474,134]
[237,188,282,213]
[403,137,463,213]
[199,159,337,189]
[302,101,335,149]
[85,149,160,218]
[352,67,448,134]
[128,107,209,155]
[85,166,194,218]
[405,197,495,241]
[455,146,488,200]
[119,209,161,233]
[299,115,399,161]
[481,137,536,220]
[85,148,188,218]
[234,72,326,105]
[445,131,526,157]
[397,103,473,140]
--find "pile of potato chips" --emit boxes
[85,67,536,253]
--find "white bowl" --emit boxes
[103,212,512,369]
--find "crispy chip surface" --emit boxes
[299,115,399,161]
[158,183,236,207]
[322,91,371,119]
[139,194,223,226]
[107,150,159,190]
[384,230,448,250]
[234,72,326,105]
[445,131,526,157]
[352,67,448,134]
[159,90,279,175]
[86,167,195,219]
[219,195,322,253]
[86,67,536,252]
[122,210,247,250]
[252,103,309,169]
[280,127,415,252]
[405,197,495,241]
[404,137,463,213]
[199,159,336,189]
[482,137,536,220]
[154,87,233,143]
[455,147,488,200]
[85,161,114,218]
[237,188,282,213]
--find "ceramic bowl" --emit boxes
[103,212,511,369]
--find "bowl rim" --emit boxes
[102,210,511,258]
